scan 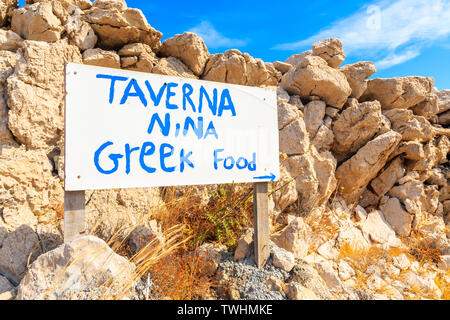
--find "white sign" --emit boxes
[64,63,279,191]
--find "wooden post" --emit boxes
[253,182,270,269]
[64,191,86,242]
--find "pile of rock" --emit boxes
[0,0,448,300]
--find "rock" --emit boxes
[392,253,411,270]
[436,89,450,114]
[411,94,439,120]
[118,42,156,72]
[65,5,97,51]
[0,147,63,231]
[278,117,309,155]
[273,61,292,74]
[388,180,424,203]
[317,240,339,261]
[314,259,342,290]
[394,141,425,160]
[338,260,355,281]
[0,50,18,149]
[16,235,137,300]
[11,2,63,43]
[127,221,162,255]
[285,148,336,213]
[335,131,402,203]
[7,39,82,152]
[438,110,450,126]
[202,49,280,86]
[304,100,326,138]
[0,0,16,27]
[332,100,382,160]
[370,157,405,197]
[361,210,400,246]
[288,260,333,299]
[0,274,14,295]
[379,197,413,237]
[159,32,209,76]
[196,243,223,276]
[336,226,371,250]
[85,188,161,241]
[339,61,376,99]
[277,101,302,130]
[82,48,120,68]
[271,243,295,272]
[285,282,319,300]
[85,0,162,50]
[265,276,283,292]
[152,57,197,79]
[312,38,345,69]
[285,50,312,67]
[383,108,435,143]
[354,205,368,222]
[311,124,334,152]
[281,55,351,109]
[360,76,434,110]
[272,217,310,259]
[234,228,254,261]
[271,163,298,213]
[0,29,23,51]
[0,225,41,285]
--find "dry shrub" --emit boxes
[435,270,450,300]
[403,231,442,266]
[156,184,254,250]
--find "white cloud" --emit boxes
[188,21,247,49]
[274,0,450,69]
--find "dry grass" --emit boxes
[434,270,450,300]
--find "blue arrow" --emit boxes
[253,172,276,182]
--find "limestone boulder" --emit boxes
[0,50,19,149]
[281,55,351,109]
[335,131,402,203]
[436,89,450,114]
[0,147,63,232]
[279,117,309,155]
[332,100,382,160]
[285,50,312,68]
[360,76,434,110]
[383,108,435,142]
[86,188,161,241]
[273,61,292,74]
[311,124,334,152]
[379,197,413,237]
[272,217,310,259]
[82,48,120,68]
[0,29,23,51]
[285,148,336,213]
[202,49,280,87]
[438,110,450,126]
[339,61,376,99]
[0,225,41,285]
[370,157,405,197]
[0,0,16,27]
[271,163,298,214]
[152,57,197,79]
[411,94,439,120]
[312,38,345,69]
[285,282,319,300]
[16,235,137,300]
[84,0,162,50]
[361,210,400,246]
[7,39,82,152]
[118,42,156,72]
[234,228,253,261]
[65,5,97,51]
[11,2,63,43]
[159,32,209,76]
[277,101,302,130]
[304,100,326,138]
[271,243,295,272]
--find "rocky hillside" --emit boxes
[0,0,449,300]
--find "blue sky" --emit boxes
[18,0,450,89]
